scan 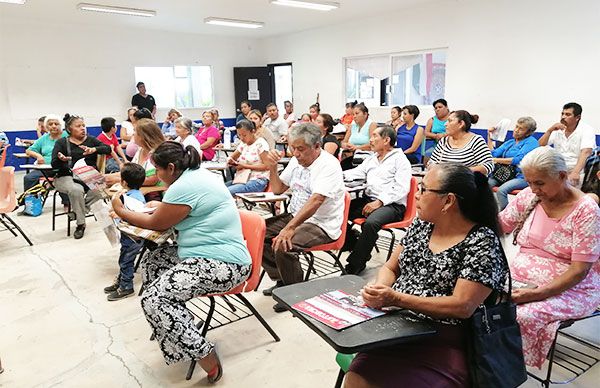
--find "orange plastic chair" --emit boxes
[185,210,280,380]
[353,177,418,261]
[0,144,9,169]
[300,191,352,280]
[0,166,33,246]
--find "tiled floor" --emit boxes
[1,171,598,387]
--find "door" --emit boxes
[268,63,293,111]
[233,67,273,115]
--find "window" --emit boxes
[345,50,446,107]
[134,66,214,109]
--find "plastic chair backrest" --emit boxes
[0,166,17,213]
[403,177,418,223]
[419,136,426,163]
[323,191,351,250]
[239,210,266,292]
[0,144,9,169]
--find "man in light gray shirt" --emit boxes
[343,125,412,274]
[264,103,290,139]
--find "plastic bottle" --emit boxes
[223,127,231,148]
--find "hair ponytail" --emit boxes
[437,163,501,237]
[151,141,200,173]
[511,196,541,245]
[452,110,478,132]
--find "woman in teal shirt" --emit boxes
[111,141,251,383]
[341,103,378,169]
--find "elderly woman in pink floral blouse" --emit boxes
[499,146,600,368]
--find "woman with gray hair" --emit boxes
[499,146,600,369]
[173,117,201,154]
[487,116,539,210]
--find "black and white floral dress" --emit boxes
[392,218,507,325]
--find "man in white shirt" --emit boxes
[261,123,344,311]
[283,100,296,127]
[263,103,290,139]
[539,102,596,186]
[343,125,412,274]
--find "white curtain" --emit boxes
[346,56,389,79]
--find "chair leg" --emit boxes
[235,294,280,342]
[52,191,57,231]
[220,295,237,313]
[334,368,345,388]
[0,215,18,237]
[385,229,395,262]
[186,296,217,381]
[303,252,315,281]
[134,246,147,272]
[254,269,266,291]
[324,250,346,275]
[2,214,33,246]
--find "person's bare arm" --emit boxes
[404,127,425,154]
[362,278,492,319]
[424,117,436,139]
[493,157,513,165]
[272,194,326,252]
[568,148,593,184]
[538,123,564,146]
[324,142,338,155]
[512,261,593,304]
[200,137,218,150]
[238,151,269,171]
[263,149,289,194]
[112,196,189,231]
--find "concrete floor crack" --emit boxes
[32,250,142,387]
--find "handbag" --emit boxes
[491,164,517,185]
[467,243,527,388]
[232,168,251,184]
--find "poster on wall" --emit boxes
[248,90,260,100]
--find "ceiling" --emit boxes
[0,0,444,38]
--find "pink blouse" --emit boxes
[500,187,600,263]
[194,125,219,161]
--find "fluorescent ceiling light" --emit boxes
[270,0,339,11]
[0,0,26,4]
[204,17,264,29]
[77,3,156,17]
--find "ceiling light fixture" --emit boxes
[204,17,264,29]
[270,0,339,11]
[0,0,26,4]
[77,3,156,17]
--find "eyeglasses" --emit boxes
[418,183,464,199]
[418,182,449,195]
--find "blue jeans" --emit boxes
[118,234,143,290]
[105,158,121,173]
[488,177,528,210]
[226,178,269,196]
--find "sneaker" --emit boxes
[262,281,284,296]
[73,225,86,239]
[103,277,120,294]
[107,288,134,301]
[272,302,288,313]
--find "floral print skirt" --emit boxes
[140,245,251,365]
[511,252,600,368]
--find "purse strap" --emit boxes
[481,231,513,306]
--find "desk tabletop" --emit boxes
[14,152,30,158]
[272,275,436,354]
[19,164,52,170]
[201,161,227,170]
[236,192,289,203]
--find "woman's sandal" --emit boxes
[205,348,223,383]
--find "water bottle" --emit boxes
[224,127,231,148]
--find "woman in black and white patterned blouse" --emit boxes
[429,110,494,175]
[345,163,507,388]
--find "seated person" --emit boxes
[104,163,147,301]
[340,100,356,127]
[111,141,251,383]
[23,115,69,206]
[345,163,507,388]
[343,125,412,275]
[315,113,341,158]
[428,110,494,175]
[423,98,450,157]
[499,147,600,369]
[538,102,596,187]
[0,130,9,157]
[52,113,111,239]
[161,108,181,139]
[341,103,378,170]
[173,117,201,154]
[194,111,220,161]
[386,106,403,130]
[487,116,539,210]
[225,119,270,196]
[98,117,127,173]
[581,146,599,203]
[21,116,46,146]
[395,105,425,164]
[260,123,345,312]
[263,103,289,140]
[248,109,276,150]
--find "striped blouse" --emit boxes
[429,134,494,174]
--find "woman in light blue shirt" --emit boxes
[487,116,539,210]
[341,103,378,169]
[111,141,250,383]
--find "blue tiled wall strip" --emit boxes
[3,121,598,171]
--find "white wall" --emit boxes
[0,19,264,130]
[260,0,600,132]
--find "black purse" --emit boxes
[491,164,517,184]
[467,244,527,388]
